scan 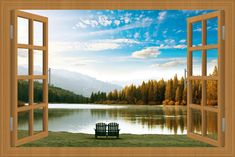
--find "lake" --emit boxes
[18,104,189,135]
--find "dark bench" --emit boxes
[95,122,120,138]
[107,122,120,138]
[95,122,107,138]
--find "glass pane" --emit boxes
[192,50,202,76]
[18,17,29,44]
[34,50,43,75]
[191,80,202,105]
[192,21,202,47]
[18,80,29,107]
[18,49,29,75]
[191,109,202,135]
[34,108,44,134]
[34,21,43,46]
[34,79,44,104]
[206,80,218,107]
[206,18,218,45]
[205,111,218,140]
[207,49,218,76]
[18,111,29,139]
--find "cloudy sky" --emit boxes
[20,10,219,86]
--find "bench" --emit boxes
[95,122,120,138]
[107,122,120,138]
[95,123,107,138]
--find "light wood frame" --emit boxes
[0,0,234,157]
[11,10,48,147]
[187,11,225,147]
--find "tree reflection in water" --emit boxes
[18,104,217,136]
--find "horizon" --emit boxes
[18,10,218,87]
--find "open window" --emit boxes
[9,9,225,147]
[11,10,48,146]
[187,11,225,146]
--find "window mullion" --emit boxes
[201,20,207,137]
[29,18,34,136]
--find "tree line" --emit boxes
[90,66,218,106]
[18,66,218,106]
[90,76,186,105]
[18,80,89,105]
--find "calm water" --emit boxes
[18,104,189,135]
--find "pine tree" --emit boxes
[165,79,174,101]
[173,74,178,101]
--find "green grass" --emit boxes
[19,131,212,147]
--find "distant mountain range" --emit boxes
[19,67,122,97]
[49,69,122,97]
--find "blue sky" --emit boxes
[21,10,218,86]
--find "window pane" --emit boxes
[190,80,202,105]
[18,49,29,75]
[34,21,43,46]
[206,80,218,107]
[34,79,44,104]
[34,108,44,134]
[18,111,30,139]
[206,18,218,45]
[18,80,29,107]
[192,21,202,47]
[191,109,202,135]
[34,50,43,75]
[192,50,202,76]
[205,111,218,140]
[207,49,218,76]
[18,17,29,44]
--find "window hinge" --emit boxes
[222,25,225,40]
[10,117,13,131]
[222,117,225,132]
[10,25,13,39]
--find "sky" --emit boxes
[19,10,219,86]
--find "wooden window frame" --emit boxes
[11,10,48,147]
[0,0,234,157]
[187,11,225,147]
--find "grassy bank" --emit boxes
[20,131,212,147]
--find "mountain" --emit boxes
[19,67,122,97]
[49,69,122,97]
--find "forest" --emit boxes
[18,66,218,106]
[90,66,218,106]
[18,80,89,105]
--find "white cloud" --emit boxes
[73,22,87,29]
[173,44,187,49]
[134,32,139,39]
[98,15,112,26]
[150,59,186,68]
[73,15,112,29]
[193,28,202,32]
[179,39,186,43]
[152,39,187,49]
[155,44,187,49]
[164,39,176,47]
[163,30,167,34]
[145,32,150,41]
[124,17,130,24]
[80,19,99,27]
[86,17,153,36]
[114,20,120,26]
[132,47,161,59]
[122,13,132,24]
[176,29,183,33]
[50,38,140,52]
[157,11,167,23]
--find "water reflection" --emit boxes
[18,104,216,136]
